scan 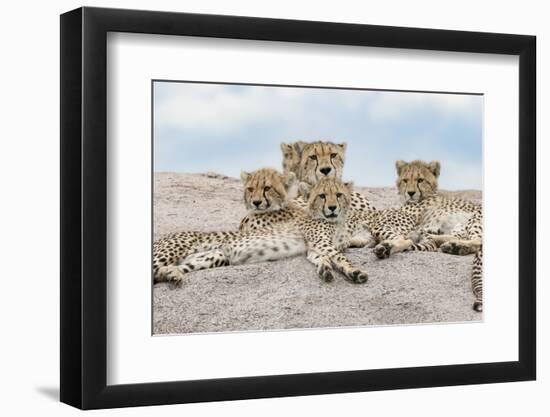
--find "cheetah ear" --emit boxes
[293,141,307,154]
[337,142,347,153]
[282,171,296,189]
[429,161,441,177]
[240,171,250,183]
[280,142,292,154]
[395,160,407,174]
[298,181,312,199]
[343,181,354,193]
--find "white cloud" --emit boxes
[154,83,308,134]
[155,83,482,137]
[366,91,482,123]
[154,83,482,190]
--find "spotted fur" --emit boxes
[239,141,376,243]
[395,159,440,203]
[154,172,368,286]
[241,167,296,213]
[388,160,484,312]
[294,178,369,283]
[239,167,307,232]
[297,141,346,184]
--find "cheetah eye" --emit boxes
[402,179,408,184]
[330,153,337,158]
[319,193,326,199]
[284,153,289,158]
[309,155,317,160]
[264,186,271,191]
[417,178,424,183]
[247,187,254,192]
[336,192,343,198]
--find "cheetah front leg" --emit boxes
[329,252,368,284]
[306,250,336,282]
[404,230,439,253]
[307,246,368,284]
[439,238,482,255]
[434,225,481,255]
[374,236,414,259]
[432,216,483,256]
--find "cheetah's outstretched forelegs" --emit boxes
[330,253,368,284]
[307,249,368,284]
[306,250,335,282]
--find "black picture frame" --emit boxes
[60,6,536,410]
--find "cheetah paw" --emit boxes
[473,301,483,312]
[157,266,185,288]
[440,241,471,256]
[374,242,392,259]
[319,266,335,283]
[349,270,368,284]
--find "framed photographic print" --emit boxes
[60,6,536,409]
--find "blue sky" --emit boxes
[153,81,483,189]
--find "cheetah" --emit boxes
[240,141,376,249]
[280,140,377,213]
[238,167,307,232]
[368,161,447,259]
[297,177,370,284]
[154,170,369,285]
[374,160,483,312]
[154,168,303,286]
[278,141,437,254]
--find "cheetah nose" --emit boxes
[328,205,337,212]
[408,191,416,197]
[253,200,262,207]
[320,167,332,175]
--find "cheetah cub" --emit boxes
[298,178,369,284]
[240,141,376,249]
[280,140,376,214]
[153,168,304,286]
[381,160,483,312]
[154,169,368,286]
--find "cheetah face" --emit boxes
[240,168,296,214]
[395,160,440,203]
[301,178,353,223]
[298,141,346,185]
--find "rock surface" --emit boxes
[153,172,482,335]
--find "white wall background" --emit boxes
[0,0,545,415]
